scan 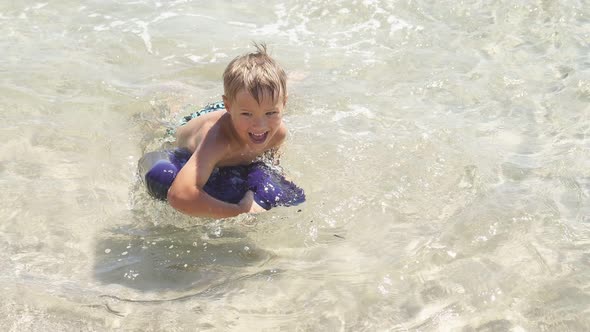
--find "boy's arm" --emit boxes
[167,140,251,218]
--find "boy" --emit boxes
[166,44,289,218]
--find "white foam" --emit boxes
[388,15,421,34]
[187,55,203,63]
[110,20,125,28]
[331,105,376,122]
[93,25,109,32]
[228,21,257,28]
[152,11,179,23]
[210,53,228,63]
[32,3,48,10]
[134,20,153,54]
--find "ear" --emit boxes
[222,95,231,112]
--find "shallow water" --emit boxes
[2,0,590,331]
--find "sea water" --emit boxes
[1,0,589,331]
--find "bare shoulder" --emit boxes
[196,119,232,160]
[189,125,232,186]
[176,111,226,151]
[271,122,288,148]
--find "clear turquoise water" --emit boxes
[1,1,590,330]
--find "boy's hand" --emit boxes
[238,191,266,214]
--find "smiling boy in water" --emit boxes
[166,44,288,218]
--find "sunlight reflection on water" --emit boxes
[1,0,590,330]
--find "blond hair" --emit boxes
[223,43,287,104]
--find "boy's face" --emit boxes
[224,89,285,150]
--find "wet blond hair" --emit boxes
[223,43,287,105]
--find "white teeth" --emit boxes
[249,132,267,143]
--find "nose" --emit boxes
[252,116,266,129]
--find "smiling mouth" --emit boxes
[248,131,269,144]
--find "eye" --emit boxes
[241,112,252,117]
[266,111,279,116]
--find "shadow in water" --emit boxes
[94,209,272,293]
